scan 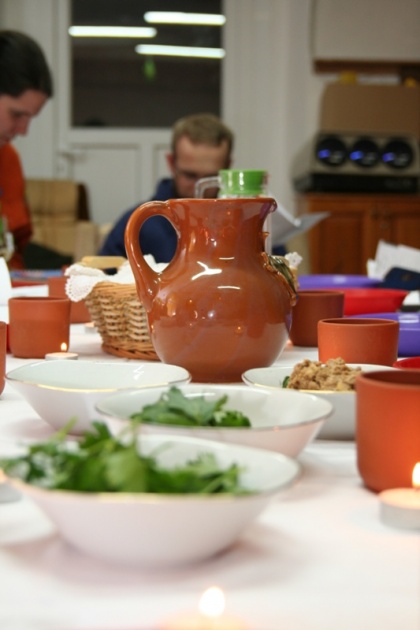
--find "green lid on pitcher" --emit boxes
[195,169,268,198]
[218,169,268,197]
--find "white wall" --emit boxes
[223,0,324,221]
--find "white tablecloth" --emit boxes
[0,325,419,630]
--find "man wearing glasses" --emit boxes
[99,112,233,262]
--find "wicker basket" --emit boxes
[81,256,158,361]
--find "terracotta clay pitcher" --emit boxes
[125,197,296,382]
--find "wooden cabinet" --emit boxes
[297,193,420,274]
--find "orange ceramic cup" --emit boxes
[289,290,344,347]
[8,297,71,359]
[48,275,91,324]
[356,369,420,492]
[0,321,6,395]
[318,317,399,366]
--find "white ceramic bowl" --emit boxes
[96,383,333,457]
[9,433,300,568]
[242,364,396,440]
[6,360,191,434]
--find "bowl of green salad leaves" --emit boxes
[95,383,333,457]
[0,421,299,568]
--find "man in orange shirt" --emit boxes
[0,30,53,268]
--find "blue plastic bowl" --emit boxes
[298,274,381,290]
[351,312,420,357]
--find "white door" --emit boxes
[55,1,171,227]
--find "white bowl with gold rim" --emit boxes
[7,433,300,568]
[242,364,396,440]
[96,383,333,457]
[6,360,191,434]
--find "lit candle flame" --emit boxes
[199,586,225,618]
[412,463,420,490]
[60,342,68,351]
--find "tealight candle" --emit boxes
[379,463,420,530]
[45,343,78,361]
[161,587,248,630]
[45,352,79,361]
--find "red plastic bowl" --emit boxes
[393,356,420,369]
[343,288,408,316]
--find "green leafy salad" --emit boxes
[129,386,252,428]
[0,388,253,495]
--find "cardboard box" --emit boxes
[320,84,420,139]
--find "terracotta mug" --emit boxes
[356,369,420,492]
[0,321,6,395]
[8,297,71,359]
[289,290,345,347]
[318,318,399,366]
[48,275,91,324]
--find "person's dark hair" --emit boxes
[0,30,53,98]
[171,113,234,156]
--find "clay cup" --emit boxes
[289,290,344,347]
[48,276,91,324]
[318,317,399,366]
[356,369,420,492]
[8,297,71,359]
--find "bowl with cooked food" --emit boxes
[0,426,300,568]
[95,383,333,458]
[5,360,191,434]
[242,359,396,440]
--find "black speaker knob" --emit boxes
[349,137,380,168]
[382,138,414,169]
[315,135,347,167]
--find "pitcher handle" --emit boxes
[125,201,172,311]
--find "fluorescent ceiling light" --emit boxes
[144,12,226,26]
[68,26,157,38]
[136,44,225,59]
